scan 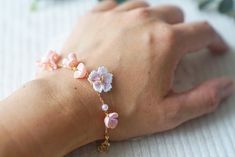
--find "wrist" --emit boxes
[36,51,117,152]
[0,72,103,156]
[41,68,105,141]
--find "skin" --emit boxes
[0,0,234,156]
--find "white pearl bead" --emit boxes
[102,104,109,111]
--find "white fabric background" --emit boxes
[0,0,235,157]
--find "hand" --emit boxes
[58,0,234,141]
[1,1,233,157]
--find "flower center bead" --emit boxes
[100,76,105,83]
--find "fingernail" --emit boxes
[220,80,234,99]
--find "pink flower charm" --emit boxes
[73,63,88,79]
[88,66,113,93]
[37,50,60,71]
[62,53,79,69]
[104,112,119,129]
[48,50,60,63]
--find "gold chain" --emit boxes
[40,53,115,153]
[62,65,112,152]
[96,93,111,153]
[97,128,110,152]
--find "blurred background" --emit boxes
[0,0,235,157]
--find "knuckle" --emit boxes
[140,2,150,8]
[132,1,150,7]
[107,0,117,6]
[163,27,177,42]
[158,5,184,22]
[168,5,184,21]
[200,21,216,34]
[206,89,220,111]
[171,5,184,14]
[159,26,178,50]
[164,104,182,123]
[132,8,151,19]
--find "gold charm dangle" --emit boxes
[97,128,110,152]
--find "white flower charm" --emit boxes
[88,66,113,93]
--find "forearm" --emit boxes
[0,69,101,157]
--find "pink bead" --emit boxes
[73,63,87,79]
[104,112,119,129]
[102,104,109,111]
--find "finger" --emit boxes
[164,77,234,125]
[91,0,117,12]
[149,5,184,24]
[114,0,149,11]
[173,21,229,56]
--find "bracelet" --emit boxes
[37,50,119,152]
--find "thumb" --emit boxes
[165,77,234,125]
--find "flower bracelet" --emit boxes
[37,50,119,152]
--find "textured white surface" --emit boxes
[0,0,235,157]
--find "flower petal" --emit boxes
[49,60,58,70]
[108,118,118,129]
[98,66,108,75]
[73,63,87,79]
[104,112,119,129]
[68,53,77,60]
[93,82,103,93]
[88,71,100,83]
[109,112,119,119]
[68,60,79,68]
[103,73,113,84]
[103,83,112,92]
[48,50,60,63]
[62,58,69,67]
